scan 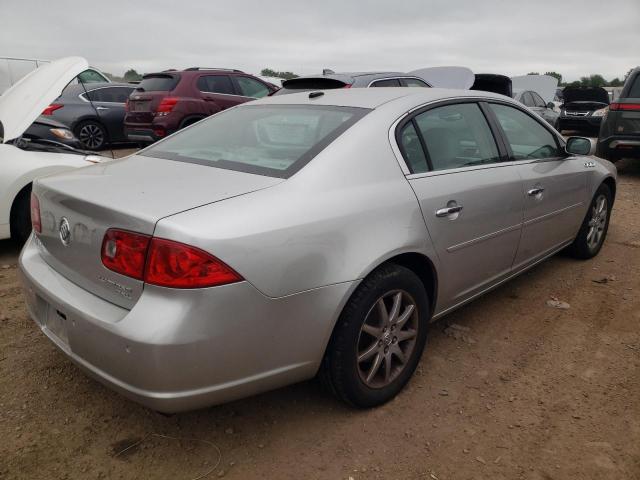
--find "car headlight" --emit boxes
[592,107,609,118]
[49,128,75,140]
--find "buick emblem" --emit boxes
[59,217,71,246]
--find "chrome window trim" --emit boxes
[389,96,567,176]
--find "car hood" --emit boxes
[562,87,609,105]
[471,74,512,97]
[410,66,475,89]
[511,75,559,103]
[0,56,88,143]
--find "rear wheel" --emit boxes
[10,185,32,244]
[321,264,429,407]
[567,183,612,259]
[76,120,108,150]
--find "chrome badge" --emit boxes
[59,217,71,246]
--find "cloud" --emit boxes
[1,0,637,80]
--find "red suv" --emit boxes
[124,68,277,143]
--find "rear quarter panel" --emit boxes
[153,108,439,299]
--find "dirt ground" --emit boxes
[1,157,639,480]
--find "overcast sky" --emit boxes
[1,0,638,81]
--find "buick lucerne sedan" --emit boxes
[19,88,616,412]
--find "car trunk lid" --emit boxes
[33,155,282,309]
[126,74,179,124]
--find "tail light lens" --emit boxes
[124,99,130,112]
[610,102,640,111]
[42,104,63,115]
[30,193,41,234]
[101,229,242,288]
[156,97,178,113]
[342,83,353,89]
[145,238,242,288]
[101,229,151,280]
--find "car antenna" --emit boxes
[78,77,115,160]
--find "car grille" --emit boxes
[565,111,589,117]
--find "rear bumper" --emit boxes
[597,135,640,159]
[124,128,166,143]
[19,235,353,412]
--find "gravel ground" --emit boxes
[0,156,639,480]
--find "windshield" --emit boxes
[141,104,369,178]
[137,74,179,92]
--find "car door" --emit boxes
[87,86,134,142]
[196,75,244,113]
[487,102,588,269]
[398,101,524,311]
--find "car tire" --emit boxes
[321,264,430,408]
[567,183,612,259]
[76,120,108,150]
[10,185,32,244]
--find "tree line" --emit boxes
[526,70,633,88]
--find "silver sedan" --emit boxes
[19,88,616,412]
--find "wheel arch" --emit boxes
[9,182,32,237]
[74,117,110,144]
[602,176,616,205]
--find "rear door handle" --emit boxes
[96,106,109,111]
[436,205,463,217]
[528,187,545,196]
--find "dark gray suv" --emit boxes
[597,67,640,162]
[273,71,431,95]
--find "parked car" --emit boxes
[124,68,278,143]
[273,71,432,95]
[558,86,609,134]
[0,57,103,242]
[597,67,640,162]
[513,89,560,128]
[23,116,82,149]
[20,87,616,413]
[40,82,135,150]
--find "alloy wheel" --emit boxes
[586,194,608,251]
[356,290,419,389]
[79,123,105,149]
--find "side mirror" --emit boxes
[566,136,595,156]
[546,102,555,109]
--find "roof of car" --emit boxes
[64,82,134,95]
[255,87,512,110]
[288,71,413,82]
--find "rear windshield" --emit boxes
[141,105,369,178]
[137,74,179,92]
[274,78,349,95]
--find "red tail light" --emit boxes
[156,97,178,113]
[145,238,242,288]
[124,99,130,112]
[101,229,151,280]
[610,102,640,111]
[343,83,353,89]
[42,104,63,115]
[30,193,41,234]
[101,229,243,288]
[153,127,166,137]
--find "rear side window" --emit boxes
[409,103,500,172]
[138,75,179,92]
[370,79,402,87]
[197,75,234,95]
[235,77,270,98]
[142,105,369,178]
[86,87,134,103]
[399,122,428,173]
[401,78,430,87]
[628,74,640,98]
[490,103,561,160]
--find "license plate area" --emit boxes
[44,305,69,345]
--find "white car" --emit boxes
[0,57,103,242]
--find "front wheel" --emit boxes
[321,264,430,408]
[567,184,612,259]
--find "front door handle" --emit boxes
[436,205,463,217]
[528,187,545,196]
[95,106,109,111]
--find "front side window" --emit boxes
[197,75,235,95]
[408,103,500,172]
[370,78,402,87]
[235,77,270,98]
[489,103,562,160]
[142,105,369,178]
